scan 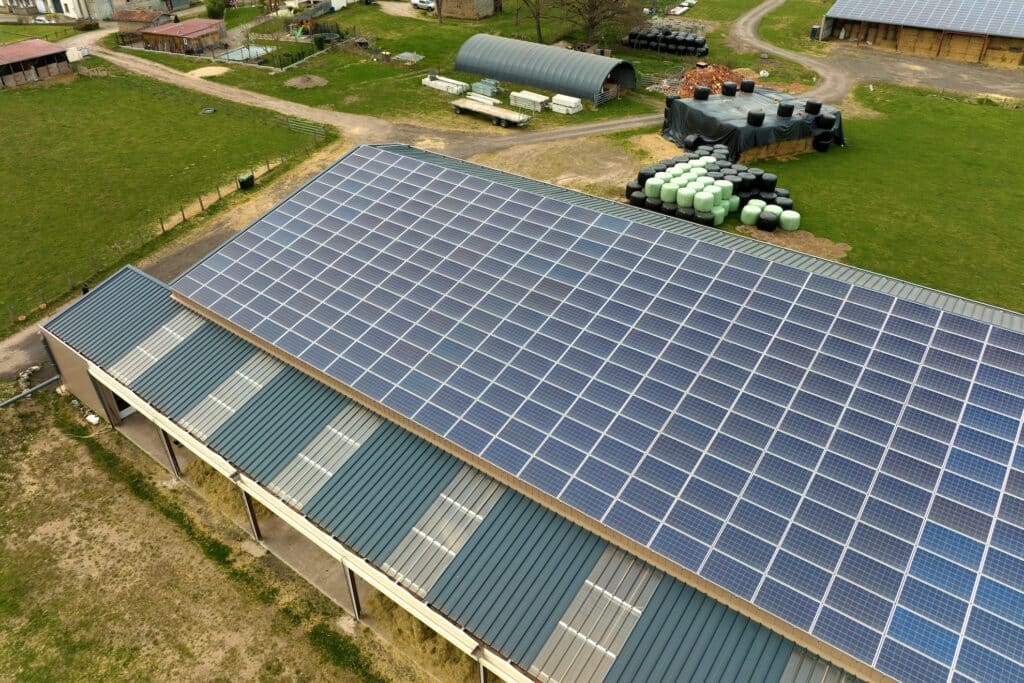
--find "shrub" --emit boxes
[206,0,226,19]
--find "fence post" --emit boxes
[199,195,205,211]
[160,216,165,233]
[217,185,222,200]
[180,206,186,222]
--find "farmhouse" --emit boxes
[455,34,636,102]
[43,145,1024,683]
[141,17,225,54]
[824,0,1024,67]
[0,39,70,88]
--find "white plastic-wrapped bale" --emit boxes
[422,74,469,95]
[550,94,583,115]
[510,90,550,112]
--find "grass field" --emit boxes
[757,85,1023,311]
[223,5,265,29]
[759,0,833,53]
[0,60,318,329]
[0,23,75,44]
[0,388,414,681]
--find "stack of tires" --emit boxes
[625,144,800,231]
[622,27,709,56]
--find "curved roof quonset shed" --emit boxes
[455,34,637,100]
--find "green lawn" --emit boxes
[0,23,75,44]
[0,60,318,329]
[223,5,265,29]
[755,85,1023,312]
[759,0,833,53]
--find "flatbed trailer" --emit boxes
[451,97,532,127]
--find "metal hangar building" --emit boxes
[43,145,1024,683]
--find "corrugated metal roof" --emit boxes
[0,38,65,66]
[454,34,637,100]
[372,144,1024,333]
[141,17,223,37]
[42,266,854,683]
[826,0,1024,40]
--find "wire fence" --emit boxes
[1,148,323,336]
[3,23,77,42]
[1,82,332,337]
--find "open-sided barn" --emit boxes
[43,144,1024,683]
[824,0,1024,67]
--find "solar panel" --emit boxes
[826,0,1024,40]
[173,146,1024,682]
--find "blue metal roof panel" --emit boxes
[608,575,794,682]
[427,489,607,666]
[43,267,182,366]
[303,422,463,565]
[208,370,348,483]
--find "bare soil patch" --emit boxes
[376,0,425,18]
[627,132,681,164]
[188,65,230,78]
[472,137,639,199]
[286,74,328,89]
[737,225,851,261]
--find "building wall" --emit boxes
[42,330,106,418]
[0,54,71,88]
[829,20,1024,68]
[442,0,493,20]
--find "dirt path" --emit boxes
[728,0,852,104]
[377,0,429,19]
[730,0,1024,103]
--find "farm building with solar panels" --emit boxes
[823,0,1024,67]
[42,145,1024,683]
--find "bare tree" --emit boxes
[518,0,544,43]
[559,0,641,45]
[436,0,444,25]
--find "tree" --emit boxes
[205,0,225,19]
[559,0,641,45]
[436,0,443,25]
[518,0,544,43]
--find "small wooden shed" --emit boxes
[141,18,226,54]
[0,39,71,89]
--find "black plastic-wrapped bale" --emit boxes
[805,99,822,114]
[740,79,755,93]
[626,180,642,198]
[813,134,832,152]
[775,188,790,198]
[637,167,657,184]
[747,109,765,126]
[722,81,738,96]
[757,211,780,231]
[738,172,756,190]
[759,172,778,192]
[661,202,678,215]
[817,114,836,129]
[777,102,794,117]
[694,86,711,101]
[644,197,663,211]
[759,191,777,203]
[629,190,647,206]
[694,210,715,226]
[676,206,696,220]
[683,133,702,150]
[775,197,794,210]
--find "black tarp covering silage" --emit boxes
[662,87,845,158]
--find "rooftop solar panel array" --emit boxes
[826,0,1024,40]
[173,146,1024,682]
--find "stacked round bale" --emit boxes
[624,144,801,231]
[622,27,709,56]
